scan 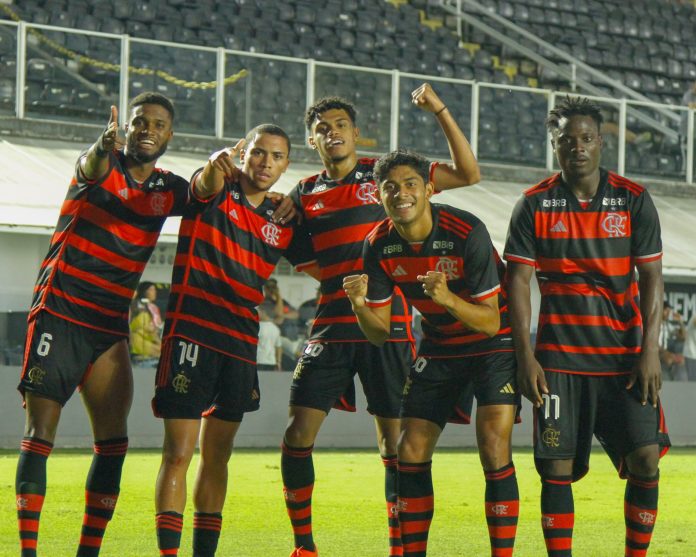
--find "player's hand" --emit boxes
[411,83,446,115]
[417,271,452,306]
[517,354,548,408]
[96,105,125,154]
[209,138,245,180]
[343,274,368,310]
[627,349,661,407]
[267,192,298,224]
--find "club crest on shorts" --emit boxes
[541,427,560,447]
[27,366,46,385]
[172,372,191,394]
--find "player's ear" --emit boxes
[425,181,435,200]
[308,135,316,149]
[239,149,246,163]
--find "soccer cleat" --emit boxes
[290,547,318,557]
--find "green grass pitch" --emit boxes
[1,448,694,556]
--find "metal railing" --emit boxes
[0,19,693,183]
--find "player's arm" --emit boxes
[411,83,480,190]
[343,274,392,346]
[417,271,499,336]
[508,262,548,408]
[194,139,245,199]
[80,105,125,181]
[627,259,664,407]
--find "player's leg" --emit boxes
[361,341,412,557]
[375,416,402,557]
[397,417,440,557]
[282,405,327,555]
[192,416,241,557]
[155,418,200,556]
[78,338,133,557]
[623,445,660,557]
[596,376,669,557]
[17,394,61,557]
[539,459,575,557]
[284,342,353,556]
[473,351,521,557]
[534,372,587,557]
[476,404,518,557]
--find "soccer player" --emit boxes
[279,83,480,557]
[343,150,519,557]
[504,96,670,557]
[15,92,194,557]
[152,124,302,557]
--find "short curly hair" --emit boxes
[546,95,603,132]
[129,92,175,122]
[305,96,357,130]
[374,149,430,185]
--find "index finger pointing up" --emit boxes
[108,105,118,127]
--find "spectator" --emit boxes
[659,302,686,380]
[260,278,300,334]
[129,282,163,365]
[682,312,696,381]
[257,307,282,371]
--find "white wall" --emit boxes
[1,365,694,449]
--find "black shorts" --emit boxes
[534,372,671,480]
[18,311,125,406]
[152,337,260,422]
[402,350,519,430]
[289,340,414,417]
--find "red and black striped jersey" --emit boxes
[163,177,299,364]
[289,158,414,343]
[363,204,512,358]
[30,151,190,335]
[504,169,662,375]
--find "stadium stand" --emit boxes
[0,0,694,175]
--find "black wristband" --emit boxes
[434,105,448,116]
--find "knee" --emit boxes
[377,430,399,457]
[162,446,194,471]
[397,433,429,463]
[625,446,660,477]
[539,459,574,479]
[478,433,511,471]
[283,422,313,448]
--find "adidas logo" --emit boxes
[229,208,239,220]
[119,187,129,199]
[499,383,515,394]
[550,220,567,233]
[392,265,407,277]
[309,201,324,211]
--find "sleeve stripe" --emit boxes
[471,284,501,300]
[504,253,536,266]
[633,252,662,263]
[366,296,392,308]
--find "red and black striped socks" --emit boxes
[76,437,128,556]
[156,511,184,556]
[624,472,659,557]
[398,460,434,557]
[382,455,403,556]
[541,475,574,556]
[16,436,53,557]
[484,462,519,557]
[281,441,316,552]
[193,511,223,557]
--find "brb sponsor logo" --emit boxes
[356,182,379,204]
[601,213,627,237]
[261,222,281,246]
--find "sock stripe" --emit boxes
[284,484,314,503]
[382,455,398,467]
[18,517,40,532]
[627,477,659,490]
[20,438,53,457]
[542,512,575,530]
[16,493,45,512]
[625,504,657,527]
[157,515,184,530]
[545,537,573,551]
[485,499,520,517]
[485,465,516,481]
[399,495,434,514]
[281,442,313,458]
